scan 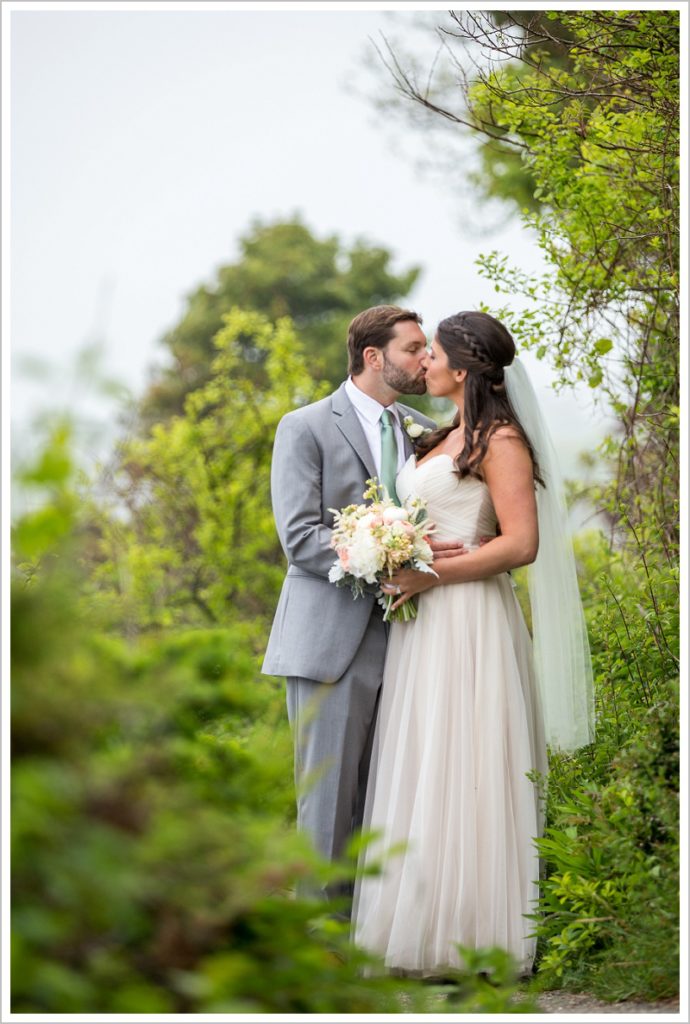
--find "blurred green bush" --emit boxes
[529,531,679,1000]
[11,424,535,1014]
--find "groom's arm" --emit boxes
[270,411,336,580]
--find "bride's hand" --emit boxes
[382,568,437,610]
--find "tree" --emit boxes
[93,309,327,634]
[372,10,576,214]
[375,9,680,550]
[140,218,420,425]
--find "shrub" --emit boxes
[531,531,679,1000]
[11,429,532,1014]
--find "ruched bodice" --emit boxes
[397,454,497,547]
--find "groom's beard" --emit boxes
[382,352,427,396]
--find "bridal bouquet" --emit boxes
[328,479,436,622]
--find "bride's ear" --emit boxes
[455,368,468,384]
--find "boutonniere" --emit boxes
[403,415,432,441]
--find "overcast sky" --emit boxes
[8,4,609,487]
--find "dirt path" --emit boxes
[402,987,681,1015]
[534,991,680,1015]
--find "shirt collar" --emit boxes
[345,377,400,426]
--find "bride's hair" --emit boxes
[415,311,544,484]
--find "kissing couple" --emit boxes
[263,304,593,976]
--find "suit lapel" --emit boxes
[331,383,377,479]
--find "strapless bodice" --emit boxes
[397,454,497,546]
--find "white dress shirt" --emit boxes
[344,377,407,478]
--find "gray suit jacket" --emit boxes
[262,382,435,682]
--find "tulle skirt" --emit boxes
[352,573,547,975]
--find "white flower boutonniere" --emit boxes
[403,415,432,441]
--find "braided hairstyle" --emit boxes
[415,311,544,485]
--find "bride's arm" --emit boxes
[386,428,538,606]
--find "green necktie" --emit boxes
[380,409,400,504]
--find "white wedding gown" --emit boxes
[352,454,548,975]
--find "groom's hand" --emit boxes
[430,539,467,559]
[430,536,494,559]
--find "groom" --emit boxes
[263,305,455,896]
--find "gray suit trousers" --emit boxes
[286,609,388,867]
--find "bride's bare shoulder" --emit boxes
[487,423,526,445]
[483,425,531,473]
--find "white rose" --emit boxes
[382,506,409,524]
[406,421,426,439]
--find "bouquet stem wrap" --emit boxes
[379,589,419,623]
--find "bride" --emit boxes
[351,311,593,976]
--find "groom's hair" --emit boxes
[347,305,423,376]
